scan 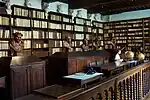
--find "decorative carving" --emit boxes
[76,10,82,17]
[24,0,31,7]
[87,13,92,19]
[3,0,11,14]
[96,93,102,100]
[94,13,100,20]
[109,87,114,100]
[68,9,73,16]
[56,4,62,13]
[104,90,108,100]
[42,2,49,11]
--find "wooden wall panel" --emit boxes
[76,59,87,72]
[68,59,77,74]
[30,61,46,92]
[10,65,30,99]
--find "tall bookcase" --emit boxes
[11,5,48,57]
[143,18,150,60]
[74,17,85,51]
[11,5,32,56]
[92,21,104,50]
[103,18,150,60]
[0,14,11,57]
[31,7,48,57]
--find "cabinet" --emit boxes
[10,65,30,99]
[30,61,46,90]
[10,61,46,99]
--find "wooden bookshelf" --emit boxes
[104,18,150,60]
[92,21,104,50]
[0,4,147,60]
[0,14,11,57]
[74,17,85,51]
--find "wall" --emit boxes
[47,1,68,15]
[108,9,150,21]
[10,0,41,9]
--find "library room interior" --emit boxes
[0,0,150,100]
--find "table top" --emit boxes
[63,72,103,80]
[33,84,83,99]
[15,94,57,100]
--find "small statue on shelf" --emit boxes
[5,0,11,14]
[68,9,73,16]
[81,38,89,52]
[94,13,100,21]
[87,13,92,19]
[63,36,73,53]
[56,4,62,13]
[24,0,31,7]
[0,0,11,14]
[76,10,82,17]
[9,32,24,56]
[42,2,49,11]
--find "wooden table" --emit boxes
[63,72,103,88]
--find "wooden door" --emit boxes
[10,65,30,99]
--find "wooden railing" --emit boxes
[69,62,150,100]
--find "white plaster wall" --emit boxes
[109,9,150,21]
[10,0,41,9]
[47,1,68,15]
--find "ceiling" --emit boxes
[44,0,150,15]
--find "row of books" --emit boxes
[63,17,71,23]
[75,18,84,25]
[128,44,142,46]
[93,23,103,28]
[74,25,84,32]
[98,29,103,33]
[24,40,31,49]
[33,20,47,28]
[116,40,126,43]
[0,30,10,38]
[49,31,61,39]
[49,23,61,29]
[0,17,10,25]
[14,30,32,39]
[0,41,9,49]
[33,10,45,19]
[0,51,8,57]
[86,21,91,26]
[14,7,45,19]
[74,34,84,39]
[33,31,45,39]
[50,15,61,21]
[62,24,73,30]
[84,27,92,33]
[32,43,48,48]
[49,40,63,47]
[14,7,30,17]
[15,18,30,27]
[115,37,127,40]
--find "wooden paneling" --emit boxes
[30,61,46,92]
[10,60,46,99]
[10,65,30,99]
[76,59,87,72]
[68,59,77,74]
